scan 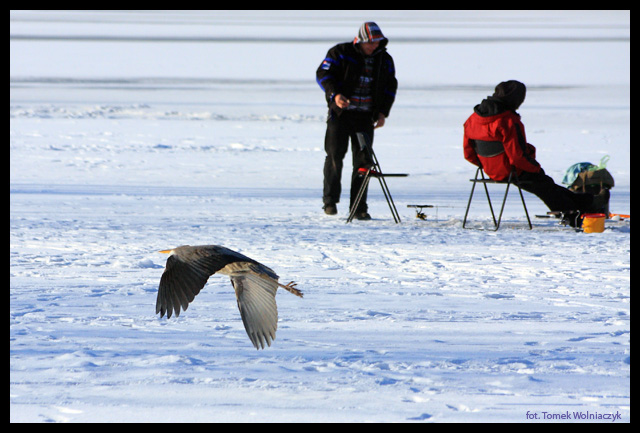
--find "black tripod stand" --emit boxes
[346,132,408,223]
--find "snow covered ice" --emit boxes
[10,10,629,423]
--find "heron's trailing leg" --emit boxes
[252,271,303,298]
[278,281,303,298]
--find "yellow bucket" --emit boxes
[582,213,606,233]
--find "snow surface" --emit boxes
[10,10,629,423]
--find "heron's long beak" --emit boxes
[159,249,173,254]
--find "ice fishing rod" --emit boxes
[406,204,456,220]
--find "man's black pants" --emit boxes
[518,170,593,212]
[322,111,374,212]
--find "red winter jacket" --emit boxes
[463,102,541,181]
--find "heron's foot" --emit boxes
[279,281,303,298]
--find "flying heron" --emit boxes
[156,244,302,349]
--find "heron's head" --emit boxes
[159,245,191,255]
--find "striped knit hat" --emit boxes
[354,22,387,44]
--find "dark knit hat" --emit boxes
[493,80,526,110]
[354,22,386,44]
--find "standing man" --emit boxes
[316,22,398,219]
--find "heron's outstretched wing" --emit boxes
[231,267,279,350]
[156,251,230,319]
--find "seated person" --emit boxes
[463,80,608,225]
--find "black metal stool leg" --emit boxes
[463,167,480,229]
[346,171,371,223]
[517,184,532,229]
[375,173,401,223]
[495,181,511,231]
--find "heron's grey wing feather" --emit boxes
[232,272,278,350]
[157,253,227,319]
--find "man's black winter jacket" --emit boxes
[316,42,397,120]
